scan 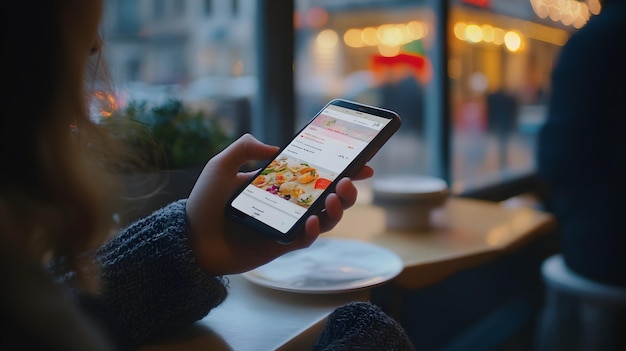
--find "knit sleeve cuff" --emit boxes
[96,199,228,345]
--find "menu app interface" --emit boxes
[231,104,392,233]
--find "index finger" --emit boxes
[349,165,374,181]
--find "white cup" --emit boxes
[371,175,448,231]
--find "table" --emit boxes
[140,274,369,351]
[140,196,556,350]
[326,196,557,289]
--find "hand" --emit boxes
[186,133,373,276]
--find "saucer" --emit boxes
[242,237,403,294]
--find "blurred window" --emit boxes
[100,0,589,195]
[100,0,258,149]
[294,0,580,194]
[447,2,572,193]
[295,0,436,179]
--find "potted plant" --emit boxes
[101,98,235,225]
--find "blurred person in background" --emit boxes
[536,2,625,348]
[359,50,427,137]
[0,1,414,350]
[487,88,518,169]
[537,0,626,287]
[376,59,425,136]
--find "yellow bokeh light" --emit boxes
[531,0,599,28]
[573,15,587,28]
[504,31,522,52]
[344,28,364,48]
[453,22,467,41]
[407,21,426,40]
[362,27,379,46]
[481,24,494,43]
[560,14,574,26]
[579,2,591,21]
[493,28,505,45]
[534,2,549,19]
[548,6,561,21]
[397,24,411,42]
[316,29,338,49]
[376,24,391,42]
[342,20,429,50]
[378,44,400,57]
[587,0,601,15]
[377,24,404,46]
[465,24,483,43]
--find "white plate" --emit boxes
[242,237,403,294]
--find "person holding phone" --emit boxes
[1,1,414,350]
[227,99,401,244]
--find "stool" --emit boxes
[534,254,626,351]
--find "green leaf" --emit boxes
[103,98,234,171]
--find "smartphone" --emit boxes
[226,99,401,244]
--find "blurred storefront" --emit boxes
[294,0,594,193]
[100,0,598,195]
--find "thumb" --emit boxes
[214,133,279,173]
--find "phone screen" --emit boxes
[227,99,400,242]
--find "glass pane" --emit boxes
[98,0,257,169]
[295,0,592,195]
[294,1,437,179]
[448,0,582,193]
[97,0,592,199]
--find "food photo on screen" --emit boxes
[250,154,337,208]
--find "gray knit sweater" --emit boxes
[47,199,228,349]
[98,199,228,346]
[41,199,413,351]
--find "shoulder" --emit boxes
[0,238,113,350]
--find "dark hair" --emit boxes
[1,1,125,292]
